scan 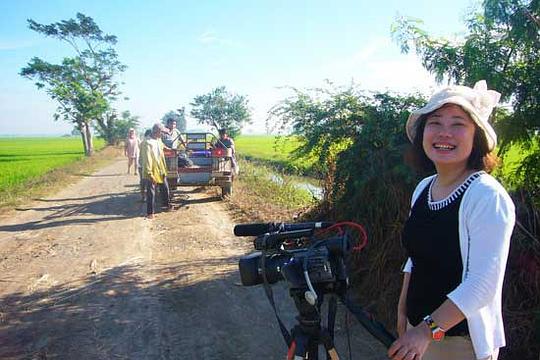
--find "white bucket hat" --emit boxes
[406,80,501,151]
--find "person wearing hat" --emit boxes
[388,81,515,360]
[140,123,172,218]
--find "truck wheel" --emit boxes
[221,183,232,197]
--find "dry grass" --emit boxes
[225,159,316,224]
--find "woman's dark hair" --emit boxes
[405,111,499,174]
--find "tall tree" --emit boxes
[392,0,540,202]
[20,13,126,154]
[190,86,251,138]
[161,107,187,132]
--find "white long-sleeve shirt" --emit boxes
[403,172,515,359]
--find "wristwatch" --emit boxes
[423,315,445,341]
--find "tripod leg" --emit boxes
[288,331,308,360]
[327,348,339,360]
[321,330,340,360]
[287,340,296,360]
[307,338,318,360]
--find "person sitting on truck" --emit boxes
[162,119,193,168]
[162,119,182,149]
[214,128,238,175]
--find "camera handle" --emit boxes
[303,255,318,305]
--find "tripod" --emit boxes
[286,289,340,360]
[283,288,396,360]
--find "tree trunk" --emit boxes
[84,121,94,156]
[106,114,115,145]
[78,121,90,156]
[80,128,89,156]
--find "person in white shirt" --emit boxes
[124,128,140,175]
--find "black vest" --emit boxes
[401,172,482,336]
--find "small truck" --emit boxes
[164,132,234,197]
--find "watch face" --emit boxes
[433,329,445,341]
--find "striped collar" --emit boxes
[428,171,484,211]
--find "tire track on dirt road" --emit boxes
[0,157,388,359]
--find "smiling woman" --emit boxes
[0,137,105,192]
[389,80,515,360]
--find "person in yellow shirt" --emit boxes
[138,129,152,202]
[141,123,172,218]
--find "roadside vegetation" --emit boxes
[230,135,321,223]
[226,158,317,224]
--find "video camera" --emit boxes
[235,221,396,358]
[236,221,353,301]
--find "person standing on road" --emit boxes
[141,123,172,219]
[138,129,152,202]
[124,128,140,175]
[388,80,515,360]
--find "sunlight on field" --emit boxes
[235,135,300,161]
[235,135,314,173]
[0,137,105,191]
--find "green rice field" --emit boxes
[235,135,315,174]
[0,137,105,192]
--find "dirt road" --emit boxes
[0,157,388,359]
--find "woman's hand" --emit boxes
[387,323,431,360]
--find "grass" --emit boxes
[0,137,105,190]
[235,135,315,175]
[227,159,317,222]
[0,137,107,207]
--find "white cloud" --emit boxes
[314,37,438,93]
[197,30,239,47]
[360,54,437,93]
[198,31,220,44]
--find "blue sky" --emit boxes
[0,0,476,135]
